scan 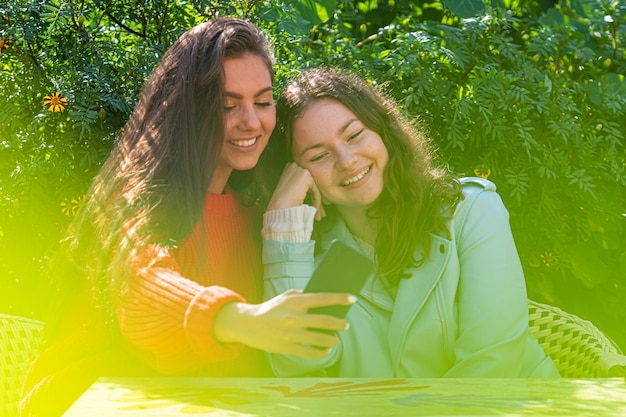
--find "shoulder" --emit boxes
[457,176,497,195]
[456,176,499,208]
[453,177,505,228]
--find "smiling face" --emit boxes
[210,53,275,193]
[292,98,389,219]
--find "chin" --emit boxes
[234,161,260,172]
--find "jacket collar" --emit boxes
[319,215,452,315]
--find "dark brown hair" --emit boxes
[277,68,461,288]
[46,18,277,340]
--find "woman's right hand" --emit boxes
[267,162,326,220]
[214,289,356,358]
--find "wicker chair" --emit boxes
[0,303,622,416]
[0,314,44,417]
[528,299,626,378]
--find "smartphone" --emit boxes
[303,240,374,319]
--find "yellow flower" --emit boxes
[61,196,84,216]
[0,40,9,54]
[540,251,557,268]
[44,92,68,112]
[473,164,491,179]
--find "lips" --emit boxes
[228,136,259,148]
[341,165,372,186]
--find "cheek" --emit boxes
[380,149,390,170]
[260,103,276,120]
[224,113,236,131]
[375,142,390,170]
[264,111,277,130]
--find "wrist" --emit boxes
[262,205,316,242]
[214,301,247,344]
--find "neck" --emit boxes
[337,206,378,246]
[209,164,233,194]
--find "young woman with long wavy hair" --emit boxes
[20,20,354,417]
[263,68,560,378]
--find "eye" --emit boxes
[255,99,274,107]
[347,129,364,142]
[309,152,329,163]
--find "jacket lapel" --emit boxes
[388,232,452,369]
[320,215,453,331]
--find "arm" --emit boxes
[444,185,532,377]
[262,208,344,376]
[261,163,350,376]
[116,243,246,375]
[118,242,352,375]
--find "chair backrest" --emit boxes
[528,299,626,378]
[0,314,44,417]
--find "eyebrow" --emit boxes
[299,118,359,156]
[223,86,273,100]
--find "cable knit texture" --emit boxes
[19,188,269,417]
[262,205,317,243]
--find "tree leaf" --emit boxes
[292,0,337,25]
[442,0,485,18]
[563,243,612,289]
[570,0,600,19]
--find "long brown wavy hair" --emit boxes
[45,18,280,341]
[276,68,462,289]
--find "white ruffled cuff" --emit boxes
[262,205,317,243]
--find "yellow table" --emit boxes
[63,377,626,416]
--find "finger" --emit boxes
[283,344,332,359]
[308,184,324,221]
[302,329,341,348]
[297,292,357,309]
[302,314,350,333]
[267,164,313,210]
[318,204,326,219]
[283,327,341,348]
[264,327,338,357]
[284,161,298,173]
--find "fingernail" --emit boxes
[347,295,357,304]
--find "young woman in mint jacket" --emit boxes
[262,68,560,378]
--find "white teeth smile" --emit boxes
[229,137,257,147]
[341,166,371,186]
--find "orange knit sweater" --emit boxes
[20,188,270,417]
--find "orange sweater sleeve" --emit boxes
[116,244,245,375]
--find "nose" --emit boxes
[238,104,261,130]
[335,146,358,171]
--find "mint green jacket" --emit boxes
[263,178,560,378]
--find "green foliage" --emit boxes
[0,0,332,316]
[445,0,486,18]
[1,0,624,349]
[280,0,626,347]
